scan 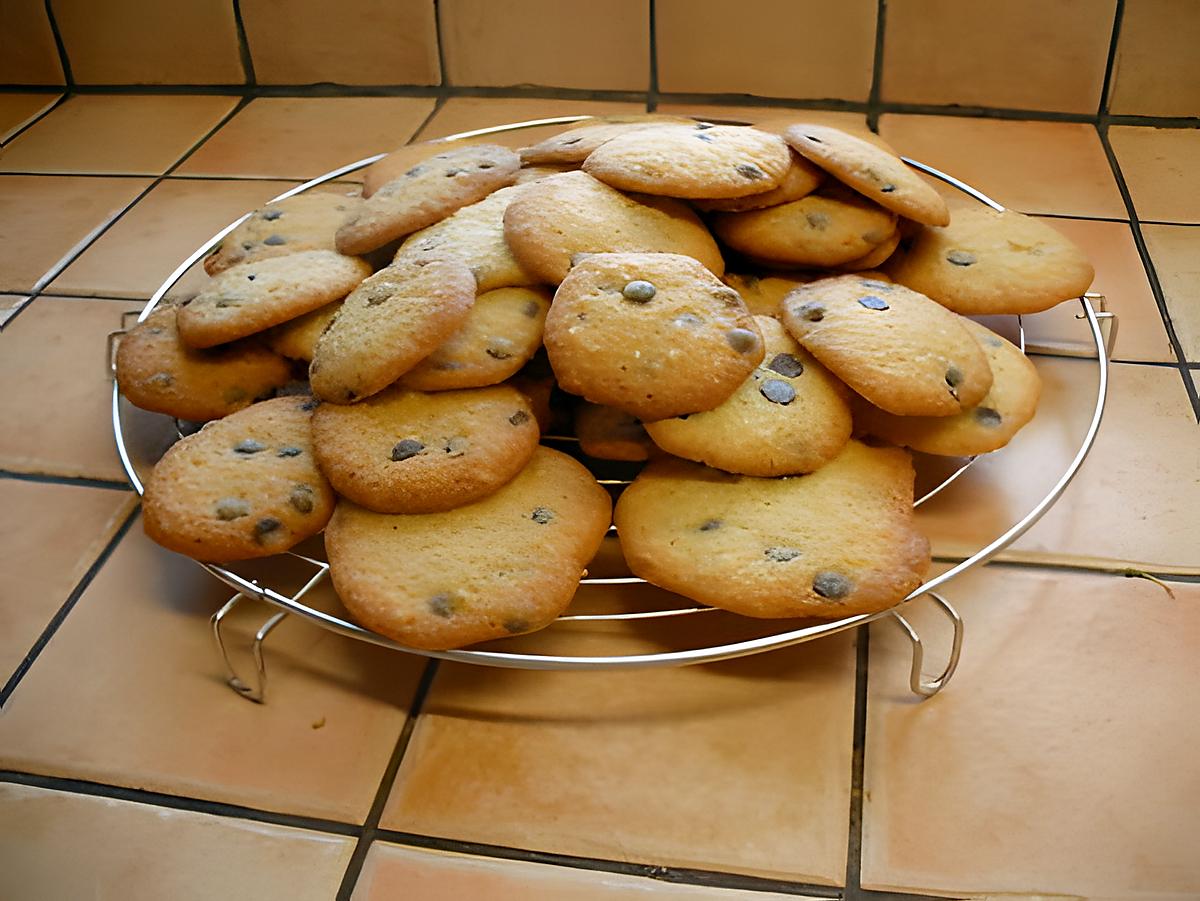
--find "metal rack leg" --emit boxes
[211,593,288,704]
[889,592,964,699]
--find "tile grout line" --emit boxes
[842,626,870,898]
[41,0,74,88]
[866,0,887,132]
[1097,0,1125,119]
[647,0,659,112]
[230,0,258,88]
[409,94,450,144]
[0,469,134,491]
[333,659,442,901]
[0,504,139,707]
[0,91,69,148]
[433,0,451,89]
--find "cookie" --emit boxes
[361,139,453,198]
[518,114,696,165]
[644,316,851,476]
[575,401,655,461]
[392,184,540,292]
[265,300,341,362]
[142,396,335,562]
[507,349,556,433]
[614,440,930,618]
[885,207,1095,315]
[309,259,476,404]
[310,384,540,513]
[116,305,292,422]
[723,271,815,317]
[502,171,725,284]
[325,446,612,650]
[836,228,900,271]
[203,191,361,276]
[544,252,763,420]
[709,191,897,268]
[780,274,993,416]
[854,318,1041,456]
[784,124,950,227]
[400,286,551,391]
[691,150,824,211]
[513,162,579,184]
[334,144,520,256]
[178,250,371,349]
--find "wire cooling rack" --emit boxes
[109,116,1115,702]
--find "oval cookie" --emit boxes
[266,300,341,363]
[518,114,697,165]
[692,150,824,212]
[575,401,656,462]
[723,271,816,317]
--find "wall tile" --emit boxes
[1109,0,1200,117]
[0,0,65,85]
[1143,224,1200,362]
[1109,126,1200,223]
[414,97,648,150]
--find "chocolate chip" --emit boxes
[695,132,716,143]
[674,313,703,327]
[277,446,302,457]
[233,439,266,454]
[444,437,468,457]
[795,301,825,322]
[698,519,722,531]
[622,280,656,303]
[289,485,314,514]
[804,134,823,143]
[263,235,286,246]
[812,571,852,599]
[859,279,893,291]
[215,498,249,520]
[214,298,240,309]
[767,353,804,377]
[806,211,831,230]
[404,165,424,177]
[945,365,964,397]
[147,371,173,387]
[725,327,760,354]
[974,406,1003,427]
[736,163,767,180]
[146,326,164,335]
[246,274,255,281]
[676,413,690,421]
[880,183,896,193]
[503,617,530,634]
[254,517,281,541]
[486,346,513,360]
[946,250,976,267]
[345,389,358,402]
[858,295,889,311]
[695,122,715,130]
[428,592,457,618]
[299,399,319,412]
[523,300,541,318]
[261,209,283,221]
[760,378,796,405]
[478,161,495,169]
[444,167,466,176]
[531,506,554,524]
[765,547,801,562]
[560,136,582,145]
[390,439,423,461]
[242,242,254,250]
[509,410,530,426]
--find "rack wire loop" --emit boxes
[889,592,964,698]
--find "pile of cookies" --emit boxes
[116,114,1094,651]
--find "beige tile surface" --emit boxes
[882,0,1114,113]
[354,843,818,900]
[1109,0,1200,117]
[915,358,1200,568]
[414,97,648,150]
[656,0,876,101]
[52,0,245,85]
[0,518,425,823]
[655,103,872,137]
[0,175,150,292]
[878,115,1126,219]
[0,297,144,480]
[0,0,65,85]
[0,93,61,144]
[241,0,439,85]
[0,783,354,901]
[1109,126,1200,223]
[383,604,856,884]
[861,567,1200,896]
[0,479,136,682]
[1143,223,1200,362]
[176,97,436,179]
[0,95,237,175]
[441,0,648,91]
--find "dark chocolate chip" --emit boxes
[764,547,801,562]
[859,279,893,291]
[428,592,457,618]
[503,618,530,634]
[812,571,852,599]
[760,378,796,405]
[345,389,357,402]
[289,485,314,514]
[215,498,250,521]
[695,132,716,143]
[725,327,760,354]
[736,162,767,180]
[299,399,319,412]
[974,406,1003,427]
[695,122,715,130]
[246,274,255,281]
[263,235,286,246]
[478,161,495,169]
[277,446,303,457]
[804,134,822,143]
[946,250,976,267]
[523,300,541,318]
[391,439,424,461]
[676,413,691,421]
[767,353,804,377]
[254,517,282,541]
[214,298,240,309]
[404,165,424,177]
[945,365,964,396]
[622,280,656,302]
[858,295,889,311]
[147,371,173,387]
[242,242,254,250]
[444,437,468,457]
[698,519,722,532]
[880,183,896,193]
[261,209,283,221]
[560,136,582,145]
[444,167,466,176]
[233,439,266,454]
[530,506,554,524]
[795,301,825,322]
[486,346,513,360]
[509,410,530,426]
[806,211,831,230]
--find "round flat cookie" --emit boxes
[311,384,540,514]
[203,191,361,276]
[723,271,816,317]
[854,318,1041,455]
[325,446,612,650]
[401,286,551,391]
[513,162,579,184]
[692,151,824,211]
[836,228,900,271]
[507,349,556,433]
[544,252,763,420]
[309,259,476,404]
[518,115,697,165]
[709,191,897,268]
[780,274,993,416]
[644,317,852,476]
[575,401,655,462]
[784,124,950,227]
[614,440,930,618]
[392,184,540,292]
[178,250,371,349]
[116,305,292,422]
[502,171,725,284]
[266,300,341,362]
[361,139,453,198]
[335,144,520,256]
[142,396,334,562]
[583,123,792,199]
[885,207,1095,315]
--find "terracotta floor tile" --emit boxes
[0,93,60,144]
[1142,224,1200,362]
[0,95,237,175]
[0,175,151,293]
[878,115,1126,218]
[382,599,856,884]
[414,97,648,151]
[1021,217,1174,363]
[1109,126,1200,224]
[0,479,135,683]
[654,103,873,138]
[0,783,354,901]
[914,358,1200,569]
[0,293,30,327]
[861,566,1200,896]
[175,97,436,180]
[0,517,425,822]
[353,843,817,900]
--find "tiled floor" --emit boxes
[1,92,1197,900]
